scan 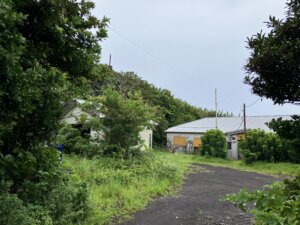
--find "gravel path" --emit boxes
[122,164,278,225]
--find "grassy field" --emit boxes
[62,151,299,224]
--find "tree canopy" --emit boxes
[244,0,300,104]
[0,0,108,223]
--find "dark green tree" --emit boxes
[268,116,300,163]
[244,0,300,104]
[14,0,109,82]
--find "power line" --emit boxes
[233,117,244,134]
[107,26,265,114]
[246,98,261,108]
[218,86,244,104]
[107,25,188,79]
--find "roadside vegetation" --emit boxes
[62,151,192,225]
[58,150,299,225]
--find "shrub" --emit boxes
[200,129,227,158]
[268,115,300,163]
[0,192,37,225]
[84,89,155,158]
[0,167,90,225]
[239,129,285,164]
[225,176,300,225]
[55,125,103,157]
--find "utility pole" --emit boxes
[109,54,112,70]
[215,88,218,129]
[243,103,247,137]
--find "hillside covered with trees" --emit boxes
[89,66,220,146]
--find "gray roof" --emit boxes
[165,116,293,134]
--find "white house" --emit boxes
[60,99,154,149]
[165,116,292,159]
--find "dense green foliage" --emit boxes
[91,69,220,146]
[244,0,300,104]
[62,151,191,224]
[0,0,108,223]
[225,176,300,225]
[0,169,90,225]
[268,116,300,163]
[239,130,286,164]
[55,125,102,157]
[200,129,227,158]
[83,89,155,157]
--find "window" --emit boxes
[173,136,187,146]
[193,137,202,147]
[237,133,245,141]
[227,142,232,150]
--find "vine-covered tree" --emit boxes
[244,0,300,104]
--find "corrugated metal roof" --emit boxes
[165,116,293,134]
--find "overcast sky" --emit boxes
[94,0,299,116]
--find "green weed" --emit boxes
[62,151,191,224]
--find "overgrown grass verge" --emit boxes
[62,151,192,225]
[154,151,300,176]
[189,154,300,177]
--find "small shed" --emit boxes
[165,116,292,159]
[60,99,154,149]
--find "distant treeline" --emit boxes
[90,65,231,147]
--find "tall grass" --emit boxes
[62,151,192,224]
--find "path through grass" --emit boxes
[62,151,299,224]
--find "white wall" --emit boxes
[227,135,239,160]
[60,106,91,124]
[139,128,153,150]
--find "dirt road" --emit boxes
[122,164,277,225]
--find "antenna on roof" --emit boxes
[215,88,218,129]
